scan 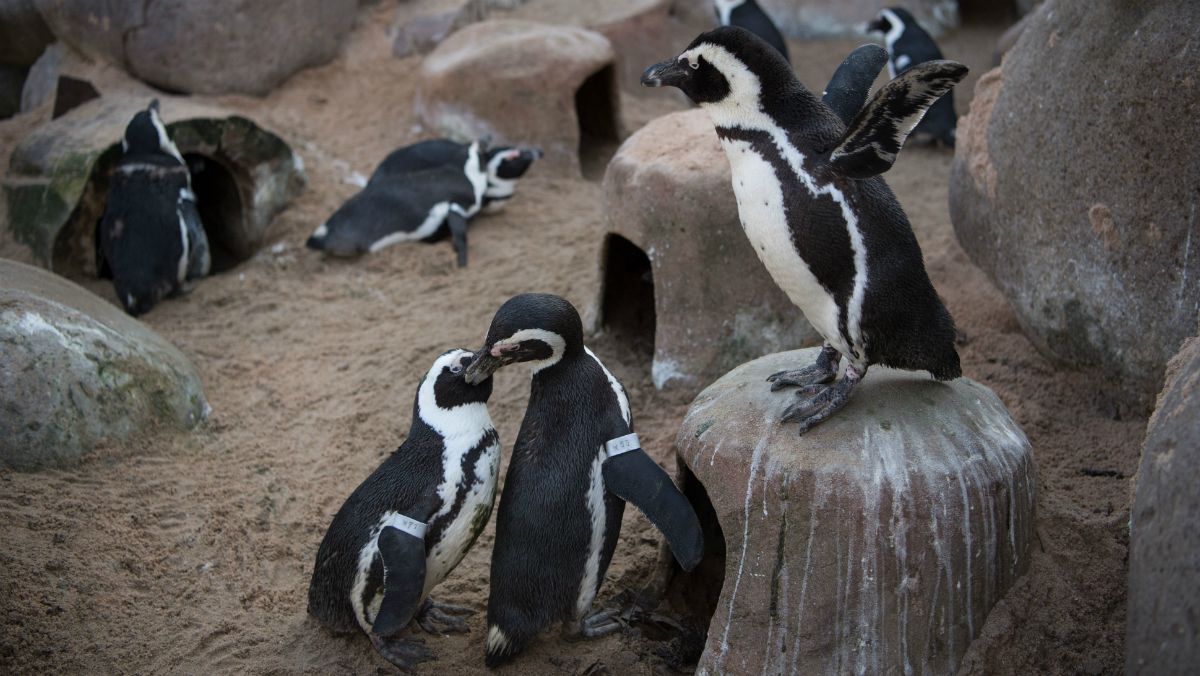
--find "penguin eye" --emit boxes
[450,363,463,375]
[689,60,700,70]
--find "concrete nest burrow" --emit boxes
[575,63,621,180]
[598,233,655,363]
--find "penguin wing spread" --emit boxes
[828,59,967,179]
[371,525,429,637]
[822,44,889,126]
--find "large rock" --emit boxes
[390,0,487,59]
[0,0,53,66]
[0,259,209,471]
[672,349,1036,675]
[33,0,357,95]
[595,110,817,394]
[415,20,622,176]
[950,0,1200,413]
[1127,336,1200,674]
[4,95,305,277]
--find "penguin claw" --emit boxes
[415,598,474,635]
[779,366,865,435]
[766,346,841,391]
[370,634,434,673]
[579,607,623,638]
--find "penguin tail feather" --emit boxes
[484,624,530,668]
[305,235,325,251]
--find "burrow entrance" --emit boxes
[575,64,621,181]
[52,149,247,282]
[599,233,655,364]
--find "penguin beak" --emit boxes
[462,344,518,385]
[641,59,689,88]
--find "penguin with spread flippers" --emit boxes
[867,7,959,146]
[308,349,500,672]
[461,293,703,667]
[642,27,964,434]
[96,99,210,316]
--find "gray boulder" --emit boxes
[950,0,1200,413]
[0,0,53,66]
[3,95,305,277]
[33,0,358,95]
[1127,336,1200,674]
[672,349,1036,675]
[0,259,209,471]
[596,110,817,395]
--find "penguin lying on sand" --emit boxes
[305,140,488,266]
[867,7,958,147]
[96,99,210,316]
[714,0,789,62]
[370,139,542,211]
[642,28,964,434]
[308,349,500,672]
[461,293,703,667]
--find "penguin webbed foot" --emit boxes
[415,598,473,635]
[767,344,840,391]
[577,607,623,639]
[370,633,434,673]
[780,365,865,435]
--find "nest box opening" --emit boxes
[52,148,249,282]
[575,64,620,180]
[599,233,655,363]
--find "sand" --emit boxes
[0,3,1146,674]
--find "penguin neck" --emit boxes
[526,344,585,391]
[414,373,492,443]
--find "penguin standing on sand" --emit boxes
[867,7,959,146]
[96,100,210,316]
[369,139,542,211]
[305,140,487,266]
[642,27,964,433]
[461,294,703,667]
[713,0,789,62]
[308,349,500,672]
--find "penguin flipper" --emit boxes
[602,447,704,572]
[447,208,469,268]
[178,197,211,280]
[828,59,968,180]
[371,525,428,638]
[822,44,889,126]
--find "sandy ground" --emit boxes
[0,3,1146,674]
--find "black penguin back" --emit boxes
[370,139,469,186]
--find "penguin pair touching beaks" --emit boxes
[867,7,959,147]
[307,294,703,671]
[96,100,210,316]
[643,27,965,434]
[305,138,541,267]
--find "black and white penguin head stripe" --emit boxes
[641,26,793,111]
[462,293,583,385]
[713,0,746,25]
[122,99,185,164]
[417,349,494,431]
[483,146,542,201]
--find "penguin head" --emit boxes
[867,8,911,38]
[113,271,173,317]
[641,26,794,107]
[423,348,494,411]
[483,146,542,205]
[122,99,185,164]
[462,293,583,384]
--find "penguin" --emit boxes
[308,348,500,672]
[305,140,488,267]
[641,27,964,434]
[821,43,889,126]
[460,293,703,667]
[369,138,542,211]
[713,0,789,62]
[867,7,958,147]
[96,99,211,316]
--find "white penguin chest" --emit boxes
[423,434,501,596]
[722,138,848,354]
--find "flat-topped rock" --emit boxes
[0,260,209,471]
[595,109,816,394]
[415,20,622,176]
[672,349,1036,675]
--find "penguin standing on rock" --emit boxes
[369,139,543,211]
[461,293,703,667]
[308,349,500,672]
[867,7,959,146]
[713,0,789,62]
[642,27,964,434]
[305,140,488,266]
[96,99,210,316]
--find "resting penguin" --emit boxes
[867,7,958,147]
[369,139,542,211]
[641,27,964,434]
[308,349,500,672]
[305,140,487,266]
[713,0,789,62]
[96,99,211,316]
[461,293,703,667]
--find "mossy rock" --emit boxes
[3,95,305,278]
